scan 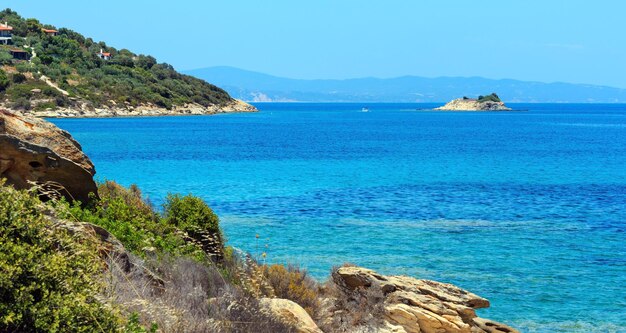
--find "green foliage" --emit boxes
[477,93,502,103]
[0,69,9,92]
[11,72,26,84]
[57,181,206,261]
[163,193,225,261]
[0,8,234,110]
[0,182,121,332]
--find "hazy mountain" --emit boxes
[184,66,626,103]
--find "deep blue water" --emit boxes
[51,103,626,333]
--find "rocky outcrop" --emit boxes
[327,266,518,333]
[6,99,257,118]
[434,99,511,111]
[0,110,97,203]
[260,298,322,333]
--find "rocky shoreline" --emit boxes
[2,99,257,118]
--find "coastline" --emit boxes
[1,99,257,119]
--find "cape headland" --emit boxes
[434,93,512,111]
[0,9,255,118]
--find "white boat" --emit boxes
[361,107,369,112]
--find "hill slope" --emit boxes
[0,9,253,116]
[185,66,626,103]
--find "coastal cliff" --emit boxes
[435,93,511,111]
[0,111,519,332]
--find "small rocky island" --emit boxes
[435,93,512,111]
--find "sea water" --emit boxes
[50,103,626,332]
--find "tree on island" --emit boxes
[477,93,501,103]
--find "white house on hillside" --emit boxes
[97,48,111,60]
[0,22,12,44]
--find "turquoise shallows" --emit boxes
[51,103,626,333]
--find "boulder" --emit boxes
[260,298,322,333]
[0,109,97,204]
[330,266,518,333]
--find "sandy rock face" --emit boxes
[330,266,518,333]
[260,298,322,333]
[0,110,97,204]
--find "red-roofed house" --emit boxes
[42,28,58,36]
[0,22,12,45]
[97,48,111,60]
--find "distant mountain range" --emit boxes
[184,66,626,103]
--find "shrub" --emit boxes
[477,93,501,103]
[0,69,9,92]
[163,193,224,261]
[11,73,27,84]
[11,97,31,110]
[58,181,206,261]
[262,264,320,316]
[0,182,121,332]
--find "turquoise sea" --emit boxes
[51,103,626,333]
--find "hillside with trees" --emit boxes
[0,9,236,113]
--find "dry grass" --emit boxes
[104,254,294,333]
[97,181,155,217]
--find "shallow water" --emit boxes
[51,103,626,332]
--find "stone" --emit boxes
[330,266,519,333]
[260,298,322,333]
[0,109,97,204]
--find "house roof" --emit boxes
[0,25,12,31]
[42,29,58,33]
[99,52,111,56]
[10,49,29,53]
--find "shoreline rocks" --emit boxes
[324,266,519,333]
[3,99,257,119]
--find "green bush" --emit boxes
[163,193,225,261]
[0,69,9,92]
[12,72,27,84]
[0,182,121,332]
[477,93,501,103]
[58,181,208,261]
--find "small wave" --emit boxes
[512,319,625,333]
[549,122,626,128]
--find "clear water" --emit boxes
[50,103,626,332]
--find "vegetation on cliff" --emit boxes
[0,8,234,112]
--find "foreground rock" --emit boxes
[435,94,511,111]
[260,298,322,333]
[0,110,97,203]
[7,99,256,118]
[325,266,518,333]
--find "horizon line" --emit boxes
[182,65,626,90]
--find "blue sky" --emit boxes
[8,1,626,87]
